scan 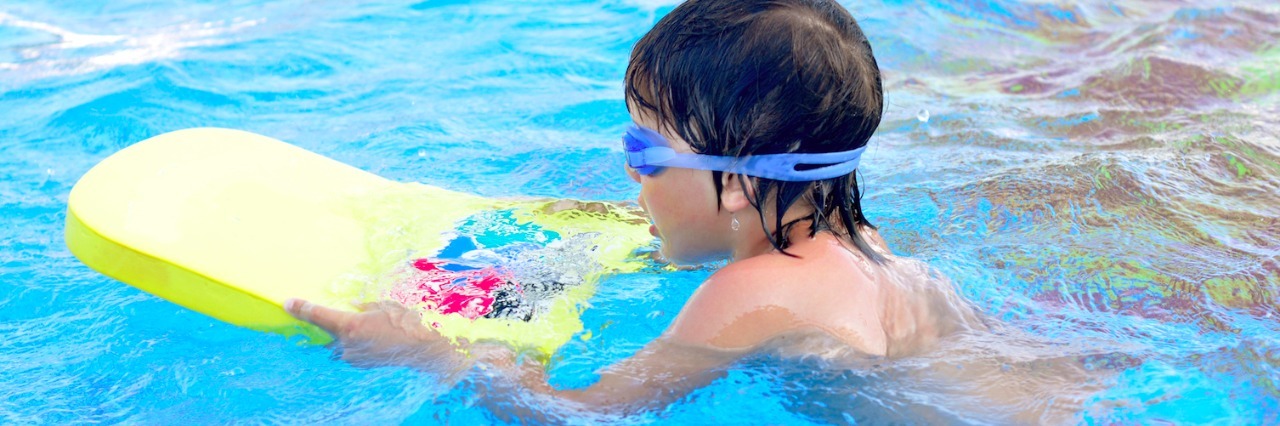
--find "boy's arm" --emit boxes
[285,298,740,416]
[470,336,735,417]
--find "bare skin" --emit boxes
[286,113,981,415]
[285,224,975,414]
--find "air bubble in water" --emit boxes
[917,109,930,123]
[460,249,504,264]
[558,272,581,285]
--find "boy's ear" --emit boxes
[719,173,753,213]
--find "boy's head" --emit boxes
[625,0,884,260]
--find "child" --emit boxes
[287,0,978,414]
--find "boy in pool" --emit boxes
[287,0,978,414]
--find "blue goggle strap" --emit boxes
[627,146,866,181]
[624,124,867,181]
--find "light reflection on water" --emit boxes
[1,0,1277,423]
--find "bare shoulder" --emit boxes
[665,243,888,355]
[663,257,800,350]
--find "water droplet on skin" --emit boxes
[917,109,930,123]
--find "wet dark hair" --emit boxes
[626,0,885,261]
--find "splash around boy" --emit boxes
[287,0,977,413]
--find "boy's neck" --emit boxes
[730,206,876,261]
[730,206,817,260]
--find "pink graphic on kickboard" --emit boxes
[386,258,518,320]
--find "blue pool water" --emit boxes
[2,0,1278,423]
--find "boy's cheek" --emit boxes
[624,164,642,183]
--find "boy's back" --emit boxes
[670,225,981,357]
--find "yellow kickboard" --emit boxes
[65,128,651,355]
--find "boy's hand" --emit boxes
[285,298,464,369]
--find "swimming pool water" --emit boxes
[2,0,1278,423]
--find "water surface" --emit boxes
[1,0,1277,423]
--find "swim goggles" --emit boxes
[623,124,867,181]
